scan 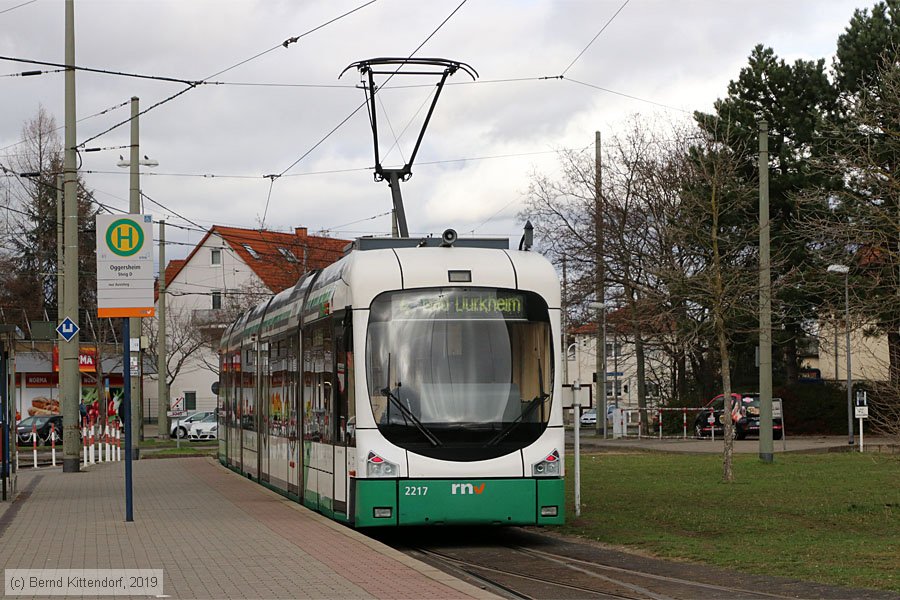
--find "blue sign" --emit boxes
[56,317,79,342]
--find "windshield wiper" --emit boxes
[486,391,549,447]
[381,386,442,447]
[487,356,548,447]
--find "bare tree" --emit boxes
[664,128,758,482]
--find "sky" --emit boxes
[0,0,878,264]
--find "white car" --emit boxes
[188,413,218,441]
[170,411,214,438]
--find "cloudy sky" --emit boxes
[0,0,876,261]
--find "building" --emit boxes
[809,319,890,383]
[565,316,675,413]
[143,226,348,419]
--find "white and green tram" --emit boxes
[218,233,564,527]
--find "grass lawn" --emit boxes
[560,452,899,592]
[146,446,217,457]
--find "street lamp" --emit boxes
[827,264,853,445]
[588,301,607,438]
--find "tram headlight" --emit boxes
[531,449,561,477]
[366,451,399,478]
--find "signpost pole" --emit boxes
[96,213,155,523]
[122,318,133,522]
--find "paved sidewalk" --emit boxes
[0,458,497,599]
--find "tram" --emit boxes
[217,231,564,527]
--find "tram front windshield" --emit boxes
[366,288,553,461]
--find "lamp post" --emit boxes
[827,264,853,445]
[566,341,581,517]
[589,301,607,438]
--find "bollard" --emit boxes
[682,407,687,439]
[89,422,95,465]
[83,426,88,466]
[32,423,38,468]
[658,408,663,439]
[51,423,57,467]
[116,423,121,462]
[103,425,109,462]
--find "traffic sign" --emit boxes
[171,397,184,412]
[56,317,79,342]
[96,214,155,318]
[166,411,187,418]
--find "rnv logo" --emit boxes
[451,483,485,495]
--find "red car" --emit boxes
[694,393,783,440]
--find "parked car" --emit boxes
[579,409,597,425]
[170,411,214,438]
[579,405,615,426]
[16,415,63,446]
[188,413,218,441]
[693,393,783,440]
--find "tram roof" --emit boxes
[345,236,509,253]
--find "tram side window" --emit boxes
[334,316,354,446]
[242,347,256,432]
[289,335,299,442]
[302,321,333,443]
[269,338,290,437]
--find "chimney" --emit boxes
[295,227,307,238]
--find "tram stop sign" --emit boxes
[96,214,155,318]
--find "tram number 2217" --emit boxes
[404,486,429,496]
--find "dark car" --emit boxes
[16,415,64,446]
[694,393,783,440]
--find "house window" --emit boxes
[243,244,260,259]
[184,391,197,411]
[278,247,299,263]
[212,291,222,310]
[605,380,623,397]
[605,342,622,358]
[211,248,221,265]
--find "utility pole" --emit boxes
[157,220,168,439]
[128,96,142,458]
[594,131,606,437]
[56,173,64,423]
[61,0,80,473]
[758,120,774,463]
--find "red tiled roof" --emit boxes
[164,226,349,294]
[155,259,186,302]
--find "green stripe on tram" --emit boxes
[355,478,564,527]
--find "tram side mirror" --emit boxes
[441,228,458,246]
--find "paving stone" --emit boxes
[1,459,496,599]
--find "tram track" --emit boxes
[410,546,650,600]
[380,527,859,600]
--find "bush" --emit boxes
[774,383,849,435]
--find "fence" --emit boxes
[608,404,786,445]
[610,407,708,440]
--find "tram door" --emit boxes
[287,333,301,497]
[302,321,334,513]
[241,344,258,479]
[332,314,352,520]
[230,350,242,471]
[258,342,270,483]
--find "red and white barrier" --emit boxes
[89,421,95,465]
[83,426,88,466]
[32,422,38,468]
[50,422,57,467]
